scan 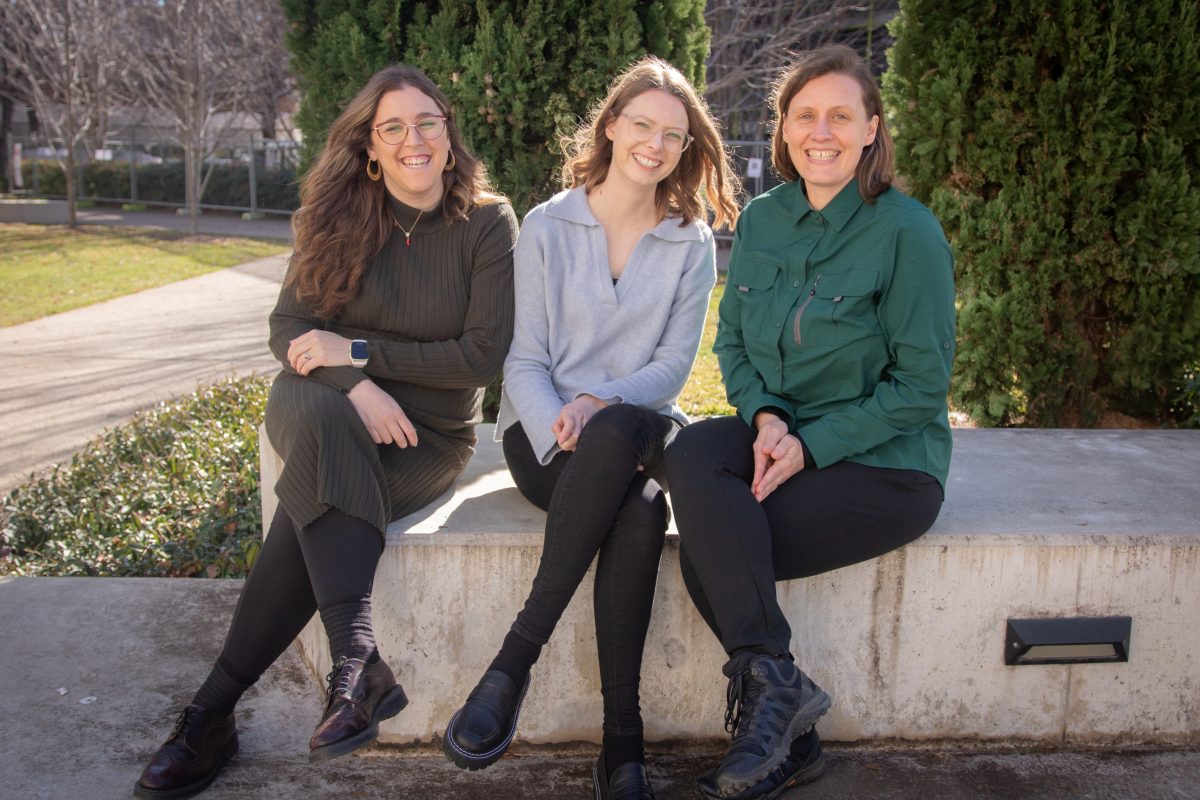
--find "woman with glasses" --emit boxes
[134,65,516,799]
[442,56,738,800]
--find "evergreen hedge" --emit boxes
[281,0,709,215]
[21,160,300,212]
[884,0,1200,426]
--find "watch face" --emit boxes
[351,340,369,360]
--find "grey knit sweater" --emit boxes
[496,186,717,465]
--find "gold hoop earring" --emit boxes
[366,158,382,181]
[444,149,456,172]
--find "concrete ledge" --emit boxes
[260,425,1200,747]
[0,198,70,224]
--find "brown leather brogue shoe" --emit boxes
[134,705,237,798]
[309,655,409,763]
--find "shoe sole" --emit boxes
[694,750,826,800]
[714,686,832,796]
[133,736,238,799]
[308,684,409,764]
[441,675,530,770]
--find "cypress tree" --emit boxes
[884,0,1200,425]
[282,0,709,215]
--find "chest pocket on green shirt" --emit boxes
[793,269,882,347]
[733,256,782,348]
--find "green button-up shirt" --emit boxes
[716,178,956,490]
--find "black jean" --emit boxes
[664,415,943,660]
[502,404,678,735]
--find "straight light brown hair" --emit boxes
[771,45,895,203]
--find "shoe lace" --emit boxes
[168,706,201,740]
[324,656,354,700]
[723,670,745,738]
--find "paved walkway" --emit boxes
[1,207,293,493]
[2,576,1197,800]
[0,253,288,493]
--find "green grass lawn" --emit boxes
[678,276,735,419]
[0,224,289,327]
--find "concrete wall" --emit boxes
[261,426,1200,746]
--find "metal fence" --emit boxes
[12,133,301,217]
[11,136,775,227]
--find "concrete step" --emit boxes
[2,576,1196,799]
[260,426,1200,747]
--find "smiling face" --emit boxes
[366,86,450,210]
[781,72,879,210]
[603,88,689,192]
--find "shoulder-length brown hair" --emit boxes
[562,56,740,230]
[288,64,504,320]
[771,45,895,203]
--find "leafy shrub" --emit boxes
[0,376,271,578]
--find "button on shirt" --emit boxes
[715,178,956,490]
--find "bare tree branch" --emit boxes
[705,0,899,141]
[118,0,285,232]
[0,0,123,224]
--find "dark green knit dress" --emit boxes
[264,195,517,535]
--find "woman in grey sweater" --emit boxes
[443,56,739,799]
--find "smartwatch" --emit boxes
[349,339,369,368]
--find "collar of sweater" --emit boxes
[544,186,705,243]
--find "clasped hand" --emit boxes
[551,395,608,452]
[751,412,805,503]
[287,330,352,376]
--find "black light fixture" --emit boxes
[1004,616,1132,666]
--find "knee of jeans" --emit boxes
[578,403,648,448]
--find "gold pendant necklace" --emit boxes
[391,207,423,246]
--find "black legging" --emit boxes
[216,506,382,683]
[664,416,943,660]
[502,405,678,736]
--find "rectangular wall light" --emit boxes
[1004,616,1132,666]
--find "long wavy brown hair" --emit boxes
[288,65,504,320]
[561,56,740,230]
[771,45,895,203]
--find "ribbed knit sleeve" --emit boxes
[268,278,368,395]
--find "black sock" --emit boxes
[487,629,542,685]
[191,656,253,717]
[602,732,645,778]
[319,597,376,663]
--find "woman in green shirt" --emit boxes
[664,45,955,800]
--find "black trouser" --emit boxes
[664,416,943,660]
[502,405,677,735]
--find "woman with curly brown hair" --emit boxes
[134,65,516,798]
[442,56,739,800]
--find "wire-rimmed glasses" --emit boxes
[372,116,447,145]
[619,113,694,152]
